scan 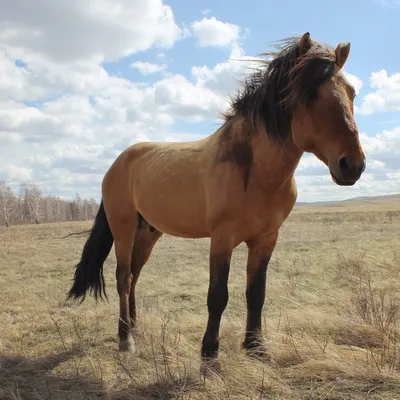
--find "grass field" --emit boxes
[1,197,400,399]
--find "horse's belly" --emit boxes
[151,214,209,238]
[138,197,209,238]
[133,164,209,238]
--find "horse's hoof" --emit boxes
[200,346,221,377]
[200,357,221,377]
[247,347,271,361]
[119,337,136,353]
[242,341,271,362]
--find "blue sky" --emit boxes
[0,0,399,202]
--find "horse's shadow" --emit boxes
[0,349,200,400]
[0,350,106,400]
[110,378,197,400]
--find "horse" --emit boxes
[67,32,366,361]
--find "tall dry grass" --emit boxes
[1,204,400,399]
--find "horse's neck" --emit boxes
[214,116,303,186]
[251,126,303,186]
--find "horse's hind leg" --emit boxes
[110,214,138,352]
[129,226,163,329]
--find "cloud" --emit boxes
[373,0,400,7]
[192,45,263,98]
[0,51,52,101]
[343,71,363,95]
[0,0,181,63]
[359,127,400,171]
[149,45,263,122]
[357,70,400,115]
[153,73,228,122]
[0,165,32,182]
[190,17,241,48]
[131,61,166,75]
[0,0,398,204]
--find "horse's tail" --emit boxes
[67,201,114,302]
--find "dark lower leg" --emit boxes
[242,233,278,355]
[201,253,231,359]
[243,257,270,350]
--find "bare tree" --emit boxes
[0,182,99,226]
[22,184,43,224]
[50,196,64,222]
[0,182,15,227]
[69,194,81,220]
[88,198,99,219]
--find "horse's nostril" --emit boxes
[338,156,365,179]
[338,156,350,173]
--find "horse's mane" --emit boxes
[222,35,336,142]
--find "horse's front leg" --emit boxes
[242,231,278,359]
[201,234,234,361]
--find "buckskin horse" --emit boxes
[67,32,366,361]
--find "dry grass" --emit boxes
[1,201,400,399]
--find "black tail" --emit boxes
[67,201,114,302]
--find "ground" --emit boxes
[1,197,400,399]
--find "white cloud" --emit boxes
[343,71,363,94]
[357,70,400,115]
[0,51,50,101]
[0,0,181,63]
[0,165,32,182]
[131,61,166,75]
[153,73,228,122]
[192,45,263,99]
[373,0,400,7]
[191,17,241,48]
[0,0,399,204]
[359,127,400,171]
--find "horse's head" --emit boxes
[290,32,365,186]
[223,32,366,185]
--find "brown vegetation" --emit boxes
[1,199,400,399]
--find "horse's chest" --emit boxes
[242,189,297,234]
[246,203,285,231]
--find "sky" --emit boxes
[0,0,399,203]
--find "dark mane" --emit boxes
[222,36,336,142]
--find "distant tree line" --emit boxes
[0,182,99,227]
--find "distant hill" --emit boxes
[293,193,400,213]
[349,194,400,202]
[296,193,400,206]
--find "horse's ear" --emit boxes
[335,42,351,69]
[299,32,312,56]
